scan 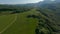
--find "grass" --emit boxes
[1,9,38,34]
[0,14,16,32]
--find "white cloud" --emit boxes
[51,0,55,1]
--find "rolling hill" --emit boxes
[0,0,60,34]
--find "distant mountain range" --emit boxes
[16,0,60,8]
[0,0,60,12]
[0,0,60,8]
[36,0,60,7]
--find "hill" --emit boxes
[0,0,60,34]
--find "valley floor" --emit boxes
[0,9,38,34]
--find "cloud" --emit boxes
[0,0,43,4]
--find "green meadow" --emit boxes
[0,9,38,34]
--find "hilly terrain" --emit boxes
[0,0,60,34]
[36,0,60,34]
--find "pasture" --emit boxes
[0,9,38,34]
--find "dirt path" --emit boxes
[0,14,17,34]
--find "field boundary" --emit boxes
[0,14,17,34]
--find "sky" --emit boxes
[0,0,44,4]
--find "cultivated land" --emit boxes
[0,9,38,34]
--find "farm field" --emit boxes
[0,9,38,34]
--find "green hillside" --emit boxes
[0,9,38,34]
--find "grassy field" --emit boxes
[0,14,17,32]
[0,9,38,34]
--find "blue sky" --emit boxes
[0,0,44,4]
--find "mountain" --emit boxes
[35,0,60,34]
[36,0,60,25]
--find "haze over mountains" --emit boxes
[13,0,60,8]
[0,0,60,7]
